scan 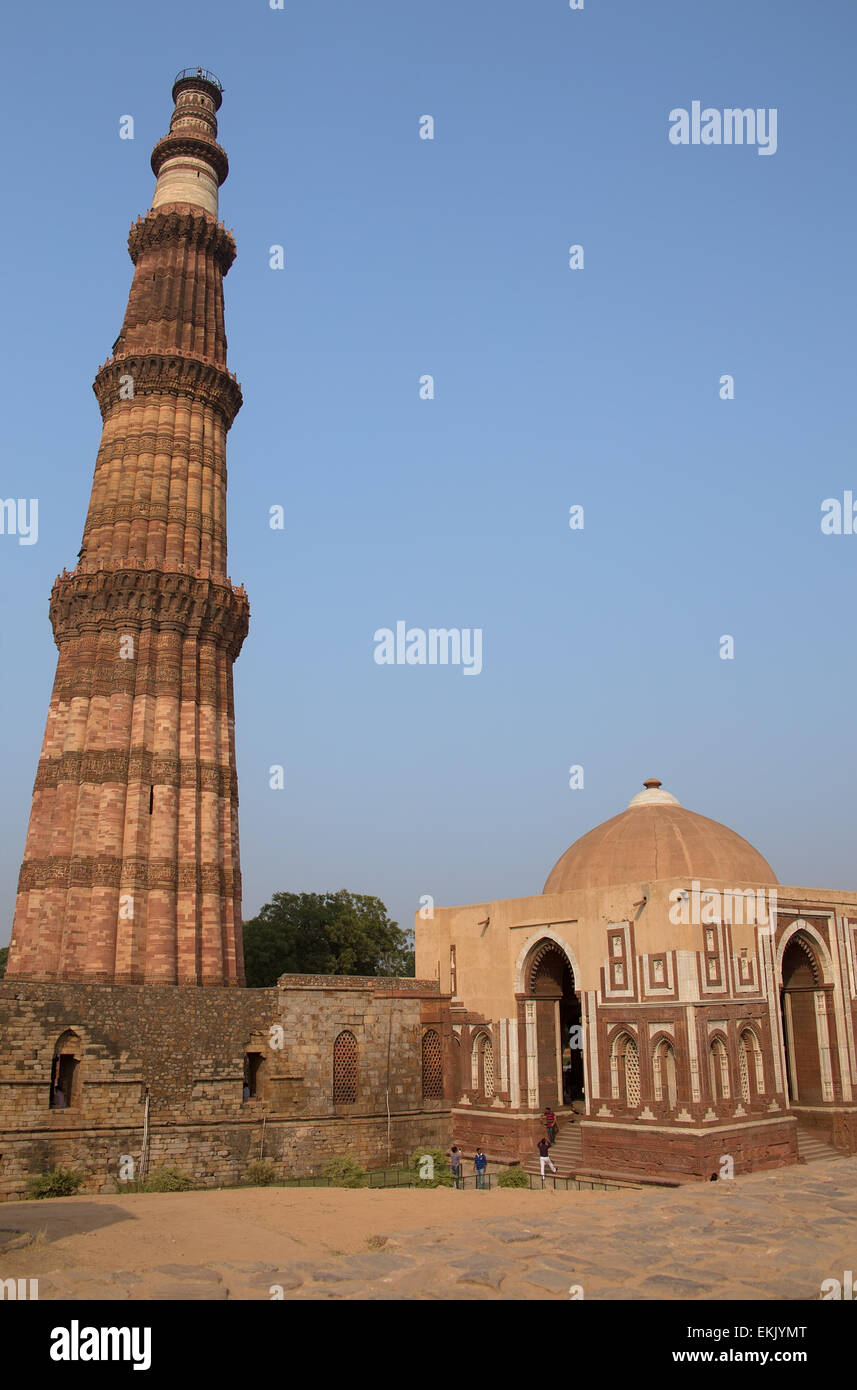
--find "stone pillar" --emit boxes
[524,1000,538,1109]
[783,992,799,1100]
[815,991,835,1102]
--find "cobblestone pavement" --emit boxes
[2,1157,855,1300]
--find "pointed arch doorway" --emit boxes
[779,933,830,1105]
[525,940,583,1109]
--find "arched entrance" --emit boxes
[780,934,828,1104]
[50,1029,82,1109]
[526,941,583,1108]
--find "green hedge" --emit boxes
[408,1147,454,1188]
[26,1167,84,1200]
[142,1166,197,1192]
[320,1155,367,1187]
[497,1164,529,1189]
[244,1159,279,1187]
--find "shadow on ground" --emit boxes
[0,1200,136,1245]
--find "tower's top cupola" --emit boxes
[172,67,223,109]
[151,67,229,217]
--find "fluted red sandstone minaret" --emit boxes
[8,69,248,986]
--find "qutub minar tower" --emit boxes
[0,69,446,1205]
[8,69,248,987]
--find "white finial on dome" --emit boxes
[627,777,680,809]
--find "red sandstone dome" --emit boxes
[543,778,778,892]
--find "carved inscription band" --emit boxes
[34,751,238,798]
[18,856,240,895]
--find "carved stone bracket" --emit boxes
[49,566,249,660]
[150,133,229,186]
[93,352,242,428]
[128,205,236,272]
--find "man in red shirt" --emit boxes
[543,1107,557,1145]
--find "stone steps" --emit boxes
[522,1121,583,1177]
[521,1121,844,1179]
[525,1125,845,1176]
[796,1127,841,1163]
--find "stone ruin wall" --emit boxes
[0,976,452,1200]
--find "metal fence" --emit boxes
[281,1168,637,1192]
[282,1169,417,1189]
[526,1174,640,1191]
[454,1173,639,1192]
[173,68,222,91]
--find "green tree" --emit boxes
[242,890,413,986]
[0,946,7,980]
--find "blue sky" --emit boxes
[1,0,855,948]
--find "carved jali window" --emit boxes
[738,1034,750,1104]
[421,1029,443,1099]
[739,1028,764,1099]
[624,1038,640,1107]
[613,1032,640,1108]
[481,1037,494,1099]
[333,1030,358,1103]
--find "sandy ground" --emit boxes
[2,1158,855,1299]
[1,1185,553,1271]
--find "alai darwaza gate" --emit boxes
[415,778,857,1180]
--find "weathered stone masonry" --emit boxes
[0,976,452,1200]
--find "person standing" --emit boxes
[450,1145,463,1189]
[543,1107,557,1146]
[474,1147,488,1189]
[537,1137,557,1181]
